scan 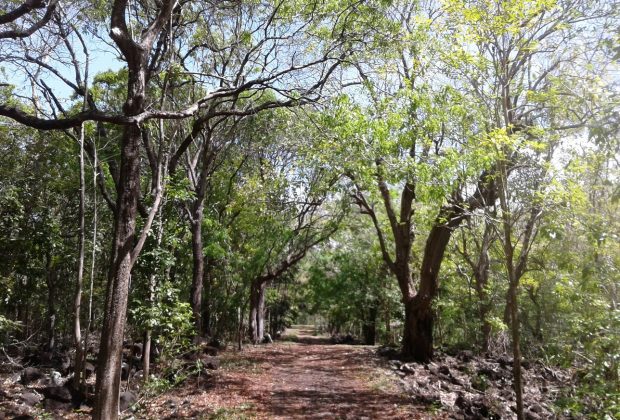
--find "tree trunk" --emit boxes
[190,218,204,336]
[508,282,524,420]
[402,296,433,362]
[142,272,156,381]
[257,282,265,340]
[93,120,142,420]
[248,279,266,343]
[73,122,86,394]
[45,253,57,351]
[479,303,492,353]
[202,258,213,337]
[362,305,377,345]
[142,329,151,380]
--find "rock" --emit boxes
[331,333,355,344]
[457,350,474,362]
[84,361,96,378]
[377,345,400,359]
[131,343,143,357]
[208,338,223,349]
[400,363,416,374]
[121,362,130,380]
[199,355,219,370]
[526,410,542,420]
[498,356,512,367]
[530,403,543,413]
[42,386,72,402]
[46,371,64,386]
[438,365,451,376]
[428,363,440,375]
[414,391,441,405]
[20,367,43,385]
[119,391,137,412]
[39,351,53,365]
[389,360,402,370]
[449,375,463,386]
[20,392,42,406]
[478,366,505,381]
[455,394,469,409]
[262,333,273,344]
[55,353,71,374]
[43,398,72,411]
[202,346,219,356]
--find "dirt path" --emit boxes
[144,326,436,419]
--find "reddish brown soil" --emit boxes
[143,326,438,419]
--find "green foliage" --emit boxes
[297,217,401,343]
[130,281,194,357]
[0,315,22,334]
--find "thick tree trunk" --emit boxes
[248,279,266,343]
[190,218,204,335]
[401,213,458,362]
[93,121,142,420]
[402,296,433,362]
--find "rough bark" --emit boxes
[402,296,433,361]
[93,2,176,417]
[93,122,142,420]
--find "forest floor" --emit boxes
[141,325,435,419]
[1,326,574,419]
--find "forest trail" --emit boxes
[145,326,435,419]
